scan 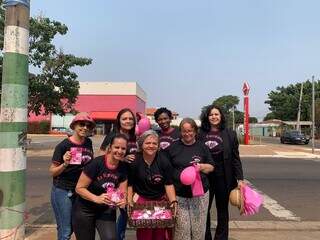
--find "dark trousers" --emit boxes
[72,199,117,240]
[205,174,230,240]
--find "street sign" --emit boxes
[243,81,250,96]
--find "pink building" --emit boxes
[28,82,147,134]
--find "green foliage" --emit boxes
[212,95,239,116]
[264,80,320,121]
[0,4,92,115]
[249,117,258,123]
[28,120,50,134]
[263,112,277,121]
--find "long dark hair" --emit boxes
[200,104,226,132]
[115,108,136,140]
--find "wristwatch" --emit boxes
[170,200,178,206]
[62,162,69,168]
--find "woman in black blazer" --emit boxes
[199,104,245,240]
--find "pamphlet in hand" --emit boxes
[70,147,83,165]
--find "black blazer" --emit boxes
[199,128,244,191]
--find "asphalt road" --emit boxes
[25,155,320,225]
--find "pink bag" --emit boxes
[241,185,263,216]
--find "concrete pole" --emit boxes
[0,1,30,239]
[296,82,303,132]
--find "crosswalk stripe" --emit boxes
[245,180,300,221]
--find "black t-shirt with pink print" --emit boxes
[156,128,180,150]
[164,139,215,198]
[198,130,224,175]
[52,137,94,190]
[79,155,127,209]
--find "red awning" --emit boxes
[89,111,118,120]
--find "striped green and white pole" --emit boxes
[0,1,30,239]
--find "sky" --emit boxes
[30,0,320,120]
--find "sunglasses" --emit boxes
[78,122,92,128]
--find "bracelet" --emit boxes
[62,162,69,168]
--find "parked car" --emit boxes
[280,130,309,144]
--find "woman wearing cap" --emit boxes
[199,105,244,240]
[73,133,128,240]
[49,113,95,240]
[165,118,215,240]
[154,107,180,150]
[100,108,137,240]
[127,130,177,240]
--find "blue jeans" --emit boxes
[51,186,74,240]
[116,208,127,240]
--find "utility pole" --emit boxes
[312,76,315,154]
[0,1,30,239]
[232,106,235,131]
[297,82,303,132]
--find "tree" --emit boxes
[263,112,277,121]
[0,2,92,115]
[315,99,320,137]
[249,117,258,123]
[264,80,320,121]
[212,95,239,116]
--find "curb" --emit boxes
[241,154,320,159]
[26,221,320,231]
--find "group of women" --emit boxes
[50,105,244,240]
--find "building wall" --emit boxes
[28,82,147,134]
[74,95,145,113]
[79,82,147,102]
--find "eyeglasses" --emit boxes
[78,122,92,128]
[181,130,195,134]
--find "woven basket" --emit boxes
[128,201,175,229]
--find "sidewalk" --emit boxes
[27,142,320,159]
[240,145,320,159]
[26,134,320,158]
[26,221,320,240]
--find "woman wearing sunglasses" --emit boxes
[49,112,95,240]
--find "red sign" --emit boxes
[242,82,250,96]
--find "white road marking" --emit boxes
[245,180,301,221]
